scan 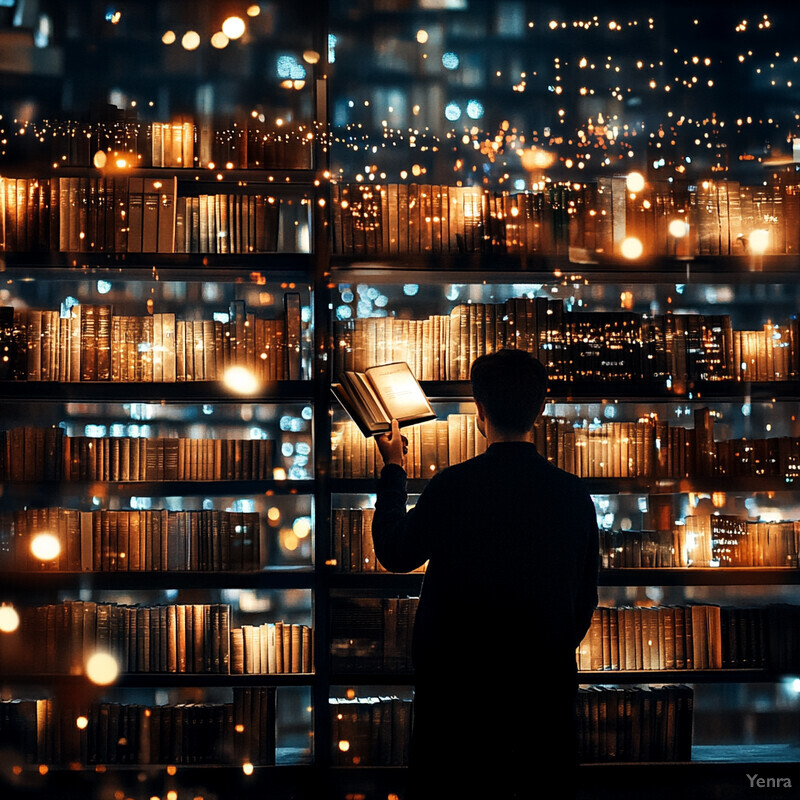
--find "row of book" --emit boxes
[331,410,800,481]
[3,118,313,171]
[331,179,800,257]
[330,507,427,574]
[577,685,694,763]
[2,508,262,573]
[329,687,693,765]
[329,697,412,767]
[576,604,800,672]
[330,597,418,673]
[0,295,304,382]
[0,601,310,675]
[601,515,800,569]
[333,301,800,385]
[0,428,276,482]
[0,688,276,766]
[231,622,313,675]
[0,176,290,254]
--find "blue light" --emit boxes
[445,103,462,121]
[442,52,460,70]
[466,100,484,119]
[403,284,419,296]
[336,304,353,320]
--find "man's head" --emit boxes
[470,349,548,438]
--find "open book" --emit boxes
[331,362,437,437]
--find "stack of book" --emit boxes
[329,696,413,766]
[330,596,417,672]
[576,604,780,671]
[0,687,276,765]
[231,622,313,674]
[331,408,800,483]
[576,685,694,763]
[600,514,800,569]
[0,294,303,382]
[1,601,232,675]
[2,508,262,572]
[0,175,285,254]
[330,179,800,258]
[333,301,799,386]
[0,427,275,482]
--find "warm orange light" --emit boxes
[85,652,119,685]
[31,532,61,561]
[222,16,246,40]
[0,605,20,633]
[620,237,644,259]
[223,365,260,395]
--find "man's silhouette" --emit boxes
[373,349,599,800]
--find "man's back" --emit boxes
[373,440,598,683]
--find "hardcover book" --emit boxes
[331,361,436,437]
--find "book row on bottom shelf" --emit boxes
[328,685,694,767]
[0,687,277,766]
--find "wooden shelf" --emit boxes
[599,568,800,586]
[420,380,800,403]
[0,568,316,591]
[0,251,315,274]
[330,253,800,282]
[330,477,800,495]
[0,380,314,403]
[0,673,316,688]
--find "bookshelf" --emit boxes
[323,268,800,796]
[2,1,800,798]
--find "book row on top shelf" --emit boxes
[330,177,800,261]
[0,174,313,255]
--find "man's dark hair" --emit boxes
[470,349,548,435]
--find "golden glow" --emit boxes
[749,228,770,254]
[242,762,254,775]
[668,218,689,238]
[273,467,288,480]
[181,31,201,51]
[0,605,20,633]
[223,365,260,395]
[338,739,351,752]
[303,50,321,64]
[76,716,89,730]
[620,236,644,259]
[222,16,246,40]
[211,31,229,49]
[246,5,261,16]
[267,507,281,523]
[292,518,311,538]
[416,29,429,44]
[31,532,61,561]
[85,652,119,686]
[161,30,176,45]
[626,171,646,193]
[93,150,107,169]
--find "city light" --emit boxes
[222,16,246,40]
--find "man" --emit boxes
[372,348,599,800]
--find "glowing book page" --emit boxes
[365,362,434,422]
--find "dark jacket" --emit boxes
[372,440,599,687]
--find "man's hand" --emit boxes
[376,419,408,469]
